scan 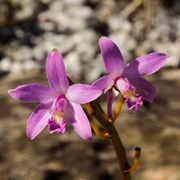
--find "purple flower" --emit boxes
[8,49,102,140]
[92,37,168,117]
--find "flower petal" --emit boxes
[50,96,68,113]
[8,84,57,103]
[116,77,143,112]
[91,75,114,93]
[46,48,69,94]
[116,77,132,94]
[48,116,66,134]
[64,102,93,141]
[107,88,119,119]
[99,37,124,78]
[122,53,168,78]
[129,77,157,102]
[26,102,52,139]
[66,84,102,104]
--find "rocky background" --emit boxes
[0,0,180,180]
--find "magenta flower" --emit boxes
[92,37,168,117]
[8,49,102,140]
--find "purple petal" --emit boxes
[99,37,124,78]
[115,77,132,94]
[26,102,52,139]
[92,75,114,93]
[46,48,69,94]
[116,77,143,112]
[124,93,143,113]
[64,102,93,141]
[48,116,66,134]
[66,84,102,104]
[129,77,157,103]
[50,96,68,113]
[8,84,57,103]
[122,53,168,78]
[107,88,119,119]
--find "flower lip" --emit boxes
[48,116,66,134]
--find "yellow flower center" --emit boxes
[53,111,63,124]
[124,89,136,102]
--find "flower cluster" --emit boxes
[8,37,168,140]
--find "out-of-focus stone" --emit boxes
[64,51,82,81]
[23,60,40,71]
[72,29,99,62]
[12,46,33,62]
[10,61,23,73]
[33,45,46,62]
[0,57,11,72]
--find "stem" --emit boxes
[113,94,125,121]
[89,101,131,180]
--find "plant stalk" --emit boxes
[89,101,131,180]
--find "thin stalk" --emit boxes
[89,101,131,180]
[113,94,125,121]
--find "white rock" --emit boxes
[72,29,99,62]
[108,16,132,32]
[39,21,56,31]
[14,28,24,38]
[0,57,11,72]
[63,0,85,5]
[23,60,40,71]
[13,46,33,62]
[165,55,179,67]
[42,33,74,54]
[67,6,93,19]
[14,0,36,20]
[49,1,65,12]
[33,45,46,62]
[10,61,23,73]
[85,54,106,83]
[64,51,82,80]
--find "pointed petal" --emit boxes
[8,84,57,103]
[26,102,52,139]
[46,48,69,94]
[64,102,93,141]
[92,75,114,93]
[66,84,102,104]
[129,77,157,102]
[107,88,119,119]
[122,53,168,78]
[99,37,124,78]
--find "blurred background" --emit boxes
[0,0,180,179]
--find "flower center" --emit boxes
[53,111,64,124]
[124,89,136,102]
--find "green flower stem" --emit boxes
[88,101,131,180]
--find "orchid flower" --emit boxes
[92,37,168,118]
[8,49,102,140]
